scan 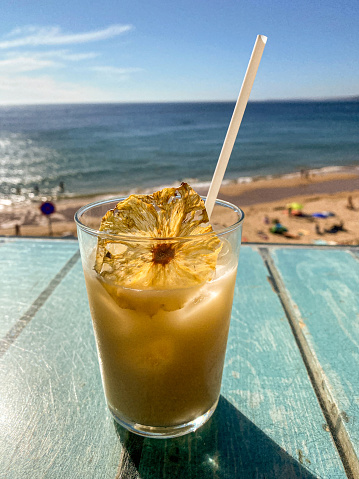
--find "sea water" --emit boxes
[0,101,358,204]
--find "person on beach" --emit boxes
[270,219,299,240]
[347,196,355,210]
[325,221,346,234]
[300,169,310,181]
[315,223,322,235]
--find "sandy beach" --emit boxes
[1,169,359,245]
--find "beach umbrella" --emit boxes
[287,202,303,211]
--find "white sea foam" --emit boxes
[227,164,359,186]
[1,102,357,206]
[235,177,254,184]
[71,164,359,201]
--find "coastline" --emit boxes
[1,168,359,245]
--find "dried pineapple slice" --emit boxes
[95,183,221,289]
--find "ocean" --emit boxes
[0,101,358,205]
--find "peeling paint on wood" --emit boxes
[0,240,357,478]
[271,247,359,477]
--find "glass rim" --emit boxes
[74,196,245,241]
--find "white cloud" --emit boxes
[5,26,41,37]
[90,66,143,83]
[8,49,99,61]
[52,50,99,61]
[0,75,115,104]
[0,24,133,49]
[92,66,143,75]
[0,24,140,104]
[0,50,99,73]
[0,56,59,73]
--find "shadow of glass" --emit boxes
[114,395,319,478]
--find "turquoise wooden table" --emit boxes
[1,238,358,478]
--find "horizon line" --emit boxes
[0,95,358,107]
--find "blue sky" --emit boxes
[0,0,358,104]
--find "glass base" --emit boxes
[109,399,218,438]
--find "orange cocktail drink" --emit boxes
[75,184,243,437]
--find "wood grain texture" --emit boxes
[136,247,346,478]
[0,261,122,479]
[0,238,78,336]
[0,241,353,478]
[271,247,359,476]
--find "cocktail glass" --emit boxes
[75,196,244,438]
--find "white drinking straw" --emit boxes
[205,35,267,218]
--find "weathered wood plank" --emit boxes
[0,260,122,479]
[0,238,78,336]
[136,246,347,478]
[0,241,352,478]
[270,247,359,477]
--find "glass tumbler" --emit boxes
[75,197,244,438]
